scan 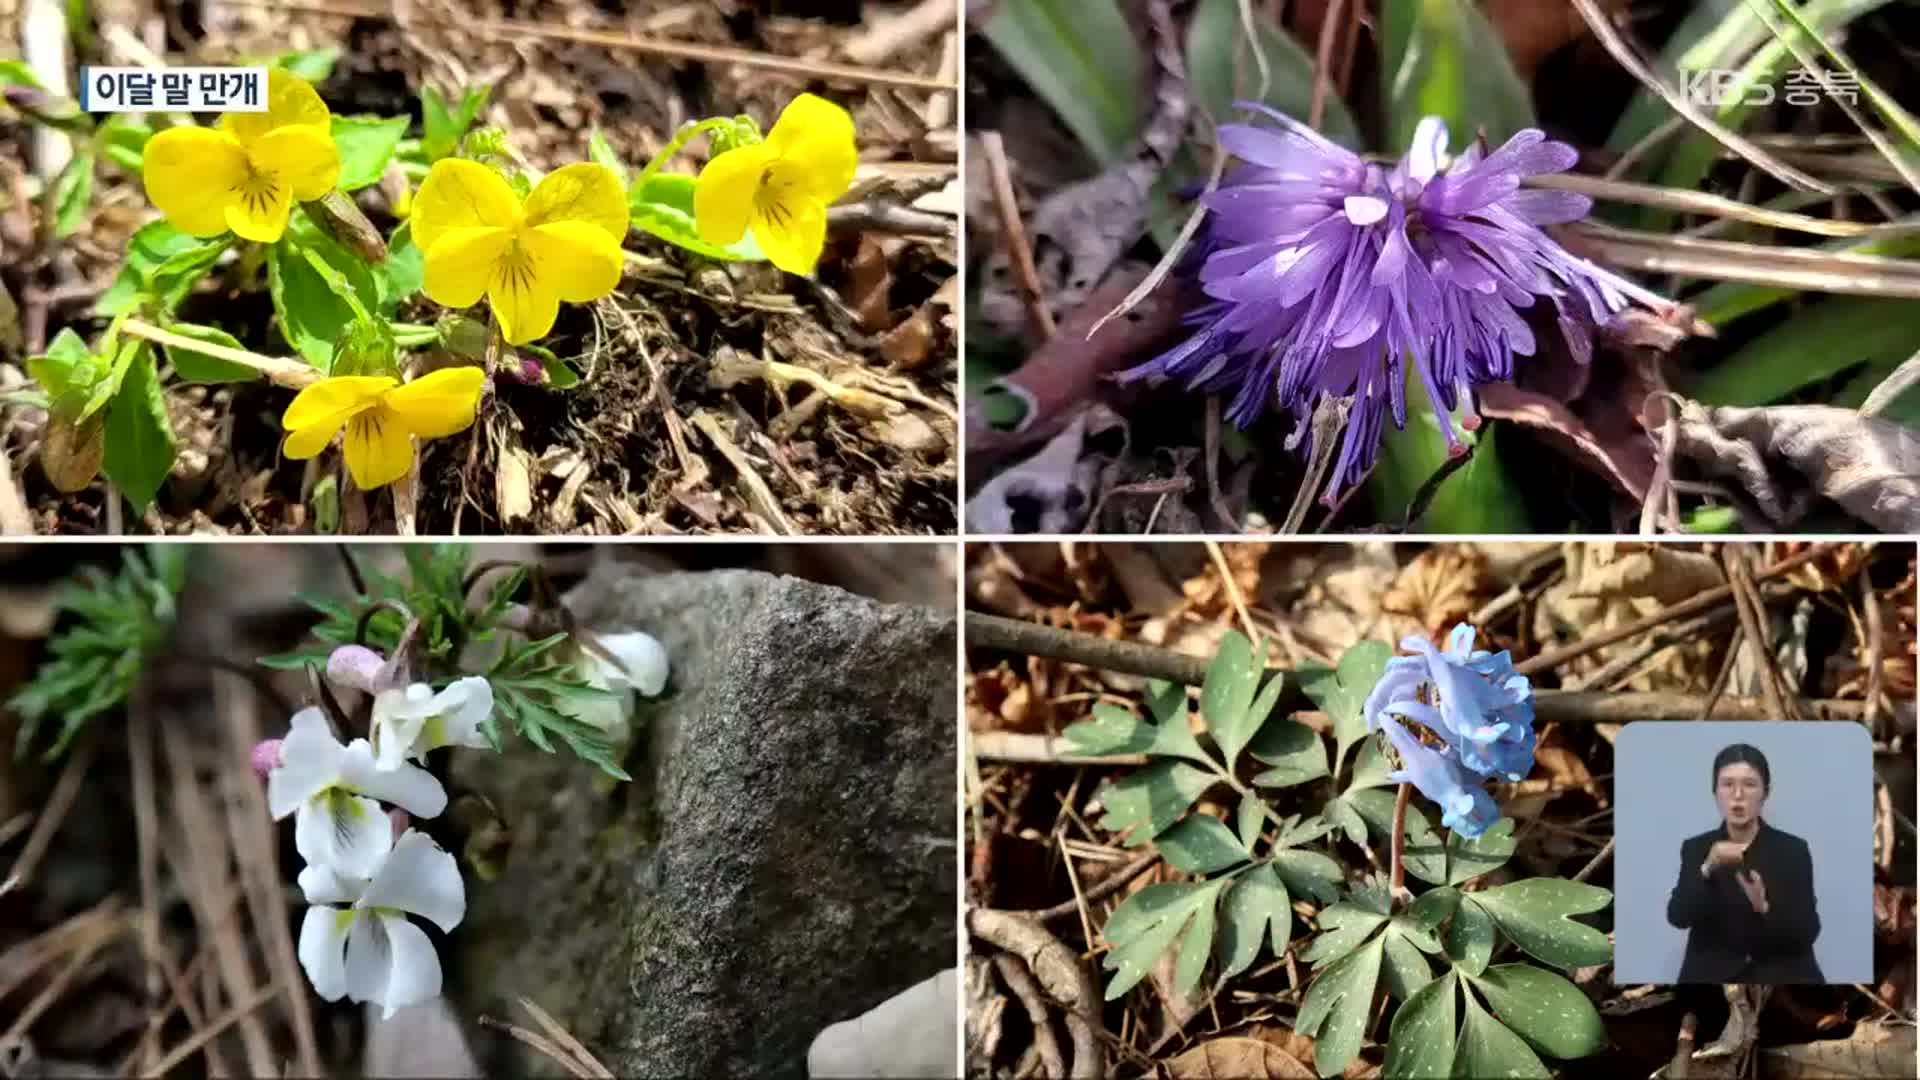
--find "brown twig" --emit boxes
[1030,852,1159,924]
[993,953,1068,1079]
[978,131,1056,339]
[1388,782,1412,907]
[1307,0,1346,130]
[1863,570,1886,739]
[968,908,1103,1079]
[1722,546,1791,721]
[0,727,99,897]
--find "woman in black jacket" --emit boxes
[1666,743,1824,983]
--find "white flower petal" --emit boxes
[297,861,366,906]
[1343,195,1388,226]
[294,791,394,880]
[373,913,443,1020]
[435,677,495,749]
[338,739,448,819]
[297,906,352,1001]
[596,631,669,696]
[1408,116,1450,183]
[361,830,466,933]
[267,708,347,819]
[343,908,392,1009]
[370,686,433,771]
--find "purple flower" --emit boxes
[1120,108,1672,503]
[1376,711,1502,838]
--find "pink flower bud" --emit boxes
[500,604,534,631]
[389,808,410,840]
[500,356,546,385]
[327,644,388,692]
[250,739,284,779]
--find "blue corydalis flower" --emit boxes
[1363,623,1539,838]
[1119,108,1673,503]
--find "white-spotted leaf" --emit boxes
[1297,935,1385,1077]
[1469,964,1606,1060]
[1469,879,1613,970]
[1097,760,1215,846]
[1299,640,1392,775]
[1384,969,1457,1079]
[1219,861,1291,979]
[1158,814,1249,874]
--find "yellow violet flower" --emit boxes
[281,368,485,491]
[142,69,341,243]
[410,160,628,346]
[693,94,857,277]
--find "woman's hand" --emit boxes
[1736,869,1769,914]
[1702,839,1749,875]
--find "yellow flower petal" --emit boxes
[411,159,522,258]
[281,376,393,459]
[523,162,629,240]
[693,142,778,246]
[384,367,486,440]
[143,127,249,237]
[252,124,341,202]
[222,68,331,147]
[525,220,622,303]
[766,94,857,204]
[223,178,293,243]
[752,196,827,277]
[422,226,514,308]
[489,266,561,346]
[341,408,414,490]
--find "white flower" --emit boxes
[267,707,447,879]
[586,630,668,696]
[369,677,493,771]
[297,828,465,1019]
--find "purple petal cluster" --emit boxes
[1120,108,1671,502]
[1363,623,1537,838]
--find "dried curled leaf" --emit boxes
[1763,1020,1916,1079]
[1672,399,1920,531]
[1166,1036,1315,1079]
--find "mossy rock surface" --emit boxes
[448,567,956,1076]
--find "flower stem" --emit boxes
[635,118,735,186]
[120,318,319,389]
[1389,781,1412,908]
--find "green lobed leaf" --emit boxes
[269,224,382,370]
[1297,935,1386,1078]
[332,115,409,191]
[1201,630,1262,769]
[1379,0,1534,152]
[1299,639,1391,775]
[1101,879,1227,1000]
[1236,790,1265,850]
[1157,813,1249,874]
[383,221,425,309]
[81,336,140,421]
[158,323,260,383]
[1447,816,1517,885]
[1326,795,1367,847]
[1185,0,1361,146]
[1345,732,1395,790]
[1437,889,1493,975]
[1469,964,1607,1060]
[1218,861,1291,978]
[1384,969,1457,1079]
[1174,887,1220,997]
[1382,920,1436,1002]
[95,221,229,318]
[1468,879,1613,970]
[273,46,342,83]
[1248,716,1327,787]
[1063,696,1212,764]
[979,0,1143,165]
[101,343,176,514]
[1097,760,1216,845]
[421,84,491,162]
[629,172,761,262]
[1454,986,1550,1078]
[1346,786,1448,885]
[1271,847,1343,906]
[99,115,153,171]
[1302,895,1389,967]
[29,328,95,407]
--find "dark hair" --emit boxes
[1712,743,1771,792]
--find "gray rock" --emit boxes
[447,567,957,1078]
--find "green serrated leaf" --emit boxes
[1385,968,1457,1079]
[1219,861,1290,978]
[1455,985,1550,1078]
[332,115,409,191]
[1447,816,1516,885]
[1469,964,1606,1060]
[1346,786,1448,885]
[1185,0,1361,146]
[158,322,260,383]
[1158,813,1249,874]
[102,346,176,515]
[1300,639,1391,774]
[1298,935,1385,1077]
[1098,761,1216,845]
[629,172,758,261]
[1201,630,1261,769]
[1248,716,1327,788]
[1468,879,1612,971]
